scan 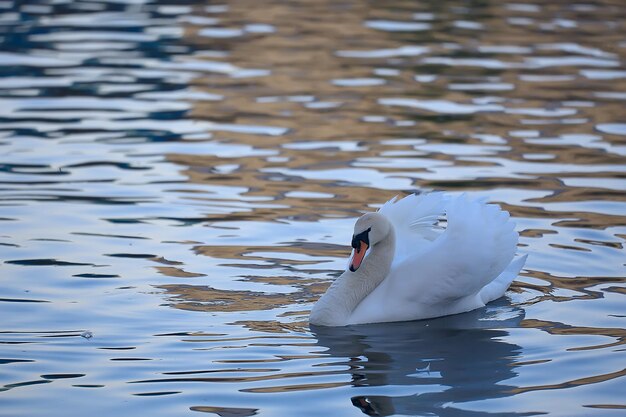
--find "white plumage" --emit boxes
[309,192,527,326]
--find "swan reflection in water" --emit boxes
[311,302,533,417]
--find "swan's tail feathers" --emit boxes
[479,254,528,304]
[432,195,521,301]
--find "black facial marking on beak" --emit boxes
[349,227,371,272]
[351,227,371,251]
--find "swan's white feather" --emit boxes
[347,193,526,325]
[378,192,448,266]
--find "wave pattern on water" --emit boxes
[1,0,625,416]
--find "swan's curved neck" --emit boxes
[310,227,395,326]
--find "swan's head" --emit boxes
[349,212,391,272]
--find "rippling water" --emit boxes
[1,0,625,416]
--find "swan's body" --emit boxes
[309,193,527,326]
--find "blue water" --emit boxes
[1,0,625,416]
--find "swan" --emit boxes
[309,192,527,326]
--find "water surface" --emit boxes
[1,0,625,416]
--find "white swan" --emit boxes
[309,193,527,326]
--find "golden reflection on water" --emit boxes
[169,0,625,221]
[161,0,624,301]
[154,0,626,404]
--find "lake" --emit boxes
[1,0,625,416]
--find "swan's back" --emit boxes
[348,193,525,325]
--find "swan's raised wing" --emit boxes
[394,195,518,304]
[378,193,448,266]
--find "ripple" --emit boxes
[0,298,50,303]
[199,27,245,38]
[41,373,85,380]
[0,359,34,364]
[506,107,577,117]
[448,82,515,91]
[581,70,626,80]
[596,124,626,136]
[39,11,153,28]
[453,20,484,30]
[538,43,616,58]
[135,89,224,102]
[379,98,503,114]
[30,31,158,42]
[0,52,77,67]
[189,406,258,416]
[0,97,189,113]
[519,74,576,82]
[332,78,386,87]
[336,45,429,58]
[525,56,619,68]
[1,0,625,416]
[422,57,518,69]
[365,20,431,32]
[4,258,94,266]
[73,273,120,279]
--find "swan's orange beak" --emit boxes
[349,240,369,272]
